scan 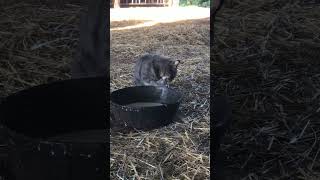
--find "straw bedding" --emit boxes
[110,18,210,179]
[0,2,80,98]
[213,0,320,179]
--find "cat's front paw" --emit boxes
[156,79,165,86]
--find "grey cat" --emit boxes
[133,54,180,87]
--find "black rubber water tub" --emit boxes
[110,86,182,130]
[0,76,108,180]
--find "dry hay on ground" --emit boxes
[0,2,81,98]
[111,20,151,29]
[213,0,320,179]
[110,18,210,179]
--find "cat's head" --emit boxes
[159,59,180,82]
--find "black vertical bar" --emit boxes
[105,0,111,179]
[210,0,228,180]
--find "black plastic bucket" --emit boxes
[0,76,108,180]
[110,86,182,130]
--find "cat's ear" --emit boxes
[174,60,180,67]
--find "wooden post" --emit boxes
[114,0,120,8]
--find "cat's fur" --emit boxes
[134,54,180,86]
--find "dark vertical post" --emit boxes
[211,95,231,180]
[210,0,227,180]
[210,0,223,44]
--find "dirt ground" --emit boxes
[110,8,210,179]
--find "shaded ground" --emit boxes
[213,0,320,179]
[0,3,79,98]
[110,17,210,179]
